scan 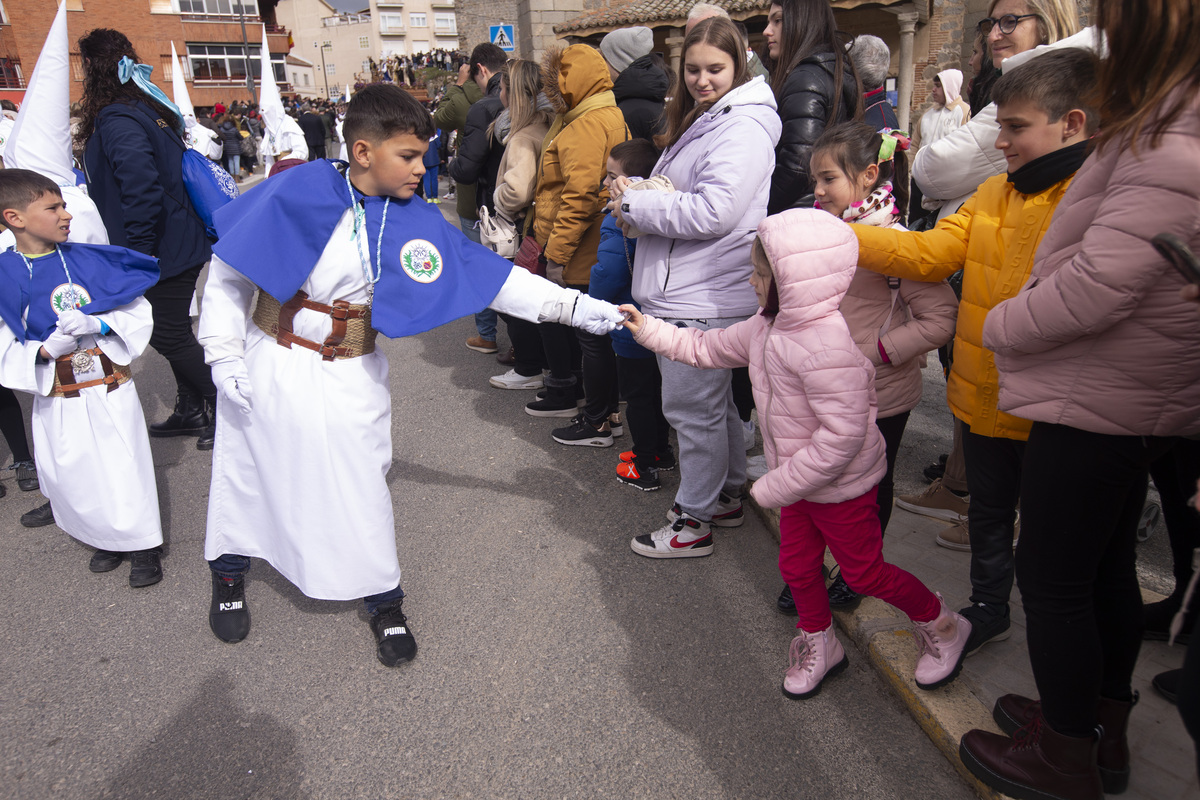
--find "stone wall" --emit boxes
[456,0,521,54]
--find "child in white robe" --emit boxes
[199,84,624,666]
[0,169,163,587]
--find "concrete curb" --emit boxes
[752,501,1014,800]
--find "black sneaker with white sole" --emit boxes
[209,572,251,643]
[551,414,613,447]
[371,599,417,666]
[960,602,1011,656]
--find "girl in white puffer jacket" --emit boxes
[620,208,970,699]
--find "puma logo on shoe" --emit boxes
[383,626,407,637]
[219,601,243,611]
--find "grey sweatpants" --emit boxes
[657,316,749,521]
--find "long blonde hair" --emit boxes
[490,59,552,144]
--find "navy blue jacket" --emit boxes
[84,101,212,279]
[589,213,651,359]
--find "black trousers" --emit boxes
[0,385,31,462]
[961,423,1024,607]
[143,264,215,399]
[499,314,545,378]
[875,411,910,536]
[616,355,670,462]
[1017,422,1173,736]
[577,327,618,425]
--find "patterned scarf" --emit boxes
[829,181,899,227]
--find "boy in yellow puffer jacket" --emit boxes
[849,49,1098,656]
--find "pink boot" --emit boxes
[913,593,971,689]
[782,624,848,699]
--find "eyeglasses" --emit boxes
[978,13,1038,35]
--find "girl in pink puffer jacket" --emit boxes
[620,208,970,698]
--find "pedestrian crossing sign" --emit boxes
[490,25,515,52]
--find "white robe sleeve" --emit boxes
[488,266,580,325]
[94,296,154,366]
[198,256,258,364]
[0,322,57,396]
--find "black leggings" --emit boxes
[143,265,215,399]
[875,411,910,536]
[0,385,31,462]
[1016,422,1173,736]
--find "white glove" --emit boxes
[211,359,253,414]
[41,329,79,359]
[571,294,626,336]
[57,309,103,337]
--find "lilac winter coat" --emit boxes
[623,77,781,320]
[982,90,1200,437]
[633,209,887,508]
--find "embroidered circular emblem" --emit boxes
[399,239,443,284]
[204,156,240,199]
[50,283,92,315]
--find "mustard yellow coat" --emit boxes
[852,172,1074,441]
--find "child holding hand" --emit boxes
[619,208,970,698]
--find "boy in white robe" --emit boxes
[0,169,163,587]
[199,84,624,667]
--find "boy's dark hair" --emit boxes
[342,83,434,148]
[812,121,911,225]
[468,43,508,80]
[0,170,62,217]
[609,139,660,180]
[991,48,1100,133]
[0,99,16,112]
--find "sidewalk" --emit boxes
[751,501,1198,800]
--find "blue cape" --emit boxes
[211,160,512,339]
[0,243,160,343]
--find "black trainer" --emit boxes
[89,549,123,573]
[551,414,613,447]
[1144,597,1192,645]
[961,602,1012,656]
[149,392,209,438]
[616,458,661,491]
[922,453,949,483]
[209,572,251,643]
[1152,668,1181,704]
[525,391,579,418]
[777,583,797,615]
[20,501,54,528]
[128,548,163,588]
[370,599,417,666]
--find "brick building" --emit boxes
[0,0,292,108]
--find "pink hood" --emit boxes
[634,209,886,507]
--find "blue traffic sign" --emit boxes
[490,24,515,52]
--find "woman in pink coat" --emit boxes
[962,1,1200,797]
[620,208,970,698]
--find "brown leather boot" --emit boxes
[993,693,1136,794]
[960,718,1103,800]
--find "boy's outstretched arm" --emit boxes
[489,266,624,335]
[852,194,975,283]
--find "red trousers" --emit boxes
[780,487,940,632]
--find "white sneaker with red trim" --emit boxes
[631,513,713,558]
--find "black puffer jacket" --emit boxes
[448,72,505,213]
[612,55,669,142]
[768,51,859,214]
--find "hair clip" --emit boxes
[877,129,911,163]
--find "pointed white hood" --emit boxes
[5,0,107,245]
[257,25,285,159]
[172,41,221,159]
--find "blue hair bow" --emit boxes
[118,56,183,126]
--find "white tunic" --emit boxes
[0,297,162,552]
[199,209,561,600]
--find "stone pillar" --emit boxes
[665,26,685,73]
[894,9,920,132]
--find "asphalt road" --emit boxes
[1,310,978,800]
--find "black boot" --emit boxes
[149,391,209,438]
[196,397,217,451]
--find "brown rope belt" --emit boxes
[252,290,376,361]
[51,348,132,398]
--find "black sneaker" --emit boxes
[371,599,417,666]
[616,458,661,491]
[961,602,1011,656]
[827,573,861,611]
[89,549,123,573]
[1152,668,1181,704]
[551,414,613,447]
[20,501,54,528]
[209,572,251,643]
[11,460,37,492]
[922,453,949,483]
[777,583,797,615]
[525,393,580,418]
[128,548,163,588]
